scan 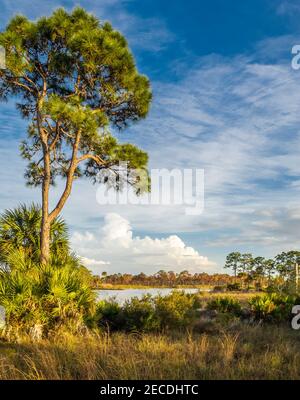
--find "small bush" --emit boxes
[249,293,295,323]
[96,296,159,332]
[155,291,201,330]
[206,297,242,316]
[95,299,122,330]
[226,283,241,291]
[0,253,96,337]
[213,285,225,292]
[96,291,202,332]
[121,295,160,332]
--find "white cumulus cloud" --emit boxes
[71,213,216,275]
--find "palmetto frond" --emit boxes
[0,203,69,265]
[0,254,95,335]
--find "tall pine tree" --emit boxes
[0,8,152,263]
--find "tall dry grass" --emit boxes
[0,323,299,380]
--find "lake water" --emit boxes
[96,288,209,304]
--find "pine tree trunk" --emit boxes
[40,149,51,265]
[40,218,50,264]
[39,129,80,264]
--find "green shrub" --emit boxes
[155,291,200,330]
[96,291,202,332]
[249,293,295,322]
[213,285,225,292]
[206,296,242,316]
[226,283,241,291]
[0,204,96,337]
[95,299,122,330]
[121,295,160,332]
[96,296,160,332]
[0,252,96,337]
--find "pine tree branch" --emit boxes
[49,129,82,222]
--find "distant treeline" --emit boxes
[92,270,237,288]
[91,250,300,291]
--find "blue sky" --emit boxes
[1,0,300,274]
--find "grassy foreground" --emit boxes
[0,323,299,380]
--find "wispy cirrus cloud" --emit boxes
[276,0,300,16]
[116,45,300,257]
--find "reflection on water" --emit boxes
[96,288,210,304]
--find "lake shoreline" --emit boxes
[95,287,212,304]
[95,284,213,291]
